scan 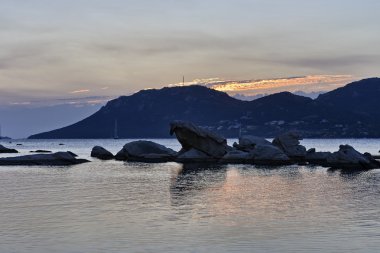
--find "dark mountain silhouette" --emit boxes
[29,78,380,139]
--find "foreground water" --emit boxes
[1,139,380,253]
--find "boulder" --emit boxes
[0,152,89,166]
[220,149,254,163]
[272,132,306,159]
[0,144,18,154]
[251,144,291,165]
[91,146,114,160]
[305,148,332,166]
[326,145,380,170]
[175,148,217,163]
[115,140,177,162]
[170,121,228,158]
[233,136,271,152]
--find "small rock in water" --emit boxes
[30,150,52,153]
[115,140,176,162]
[0,144,18,154]
[0,151,89,166]
[91,146,114,160]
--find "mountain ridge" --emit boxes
[29,78,380,139]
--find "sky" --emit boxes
[0,0,380,137]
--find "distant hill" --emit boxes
[29,78,380,139]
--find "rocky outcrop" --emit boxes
[115,140,177,162]
[0,144,18,154]
[91,146,114,160]
[170,121,228,158]
[305,148,332,166]
[0,152,89,166]
[272,132,306,159]
[233,136,271,152]
[326,145,380,170]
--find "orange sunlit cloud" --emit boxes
[169,75,356,96]
[69,89,91,94]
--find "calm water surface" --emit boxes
[0,139,379,253]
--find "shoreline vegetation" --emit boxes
[1,121,379,171]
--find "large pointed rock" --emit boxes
[115,140,177,162]
[0,144,18,154]
[0,152,89,166]
[170,121,228,158]
[175,148,217,163]
[91,146,114,160]
[272,132,306,159]
[326,145,380,170]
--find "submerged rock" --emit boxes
[0,144,18,154]
[233,136,271,152]
[0,152,89,166]
[251,144,291,165]
[115,140,177,162]
[176,148,217,163]
[305,148,332,166]
[30,150,52,153]
[91,146,114,160]
[272,132,306,159]
[170,121,228,158]
[326,145,380,170]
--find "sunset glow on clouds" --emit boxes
[169,75,356,96]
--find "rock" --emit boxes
[175,148,217,163]
[233,136,271,151]
[115,140,177,162]
[0,152,89,166]
[251,144,291,165]
[16,143,22,146]
[305,148,332,166]
[0,144,18,154]
[272,132,306,159]
[326,145,380,170]
[170,121,228,158]
[91,146,114,160]
[220,149,254,164]
[30,150,52,153]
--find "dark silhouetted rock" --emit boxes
[272,132,306,159]
[170,121,228,158]
[0,152,89,166]
[91,146,114,160]
[30,150,52,153]
[305,148,332,166]
[233,136,271,152]
[326,145,380,170]
[0,144,18,154]
[115,140,176,162]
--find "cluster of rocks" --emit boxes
[91,121,380,171]
[1,121,378,170]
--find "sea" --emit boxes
[0,138,379,253]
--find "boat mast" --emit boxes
[114,119,118,139]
